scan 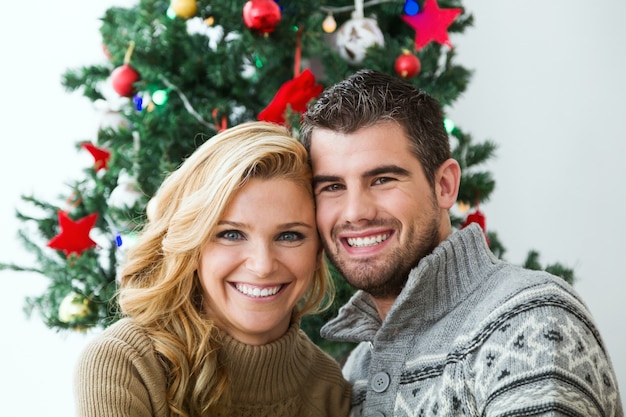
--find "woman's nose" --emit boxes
[245,243,278,277]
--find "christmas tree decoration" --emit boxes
[403,0,420,16]
[151,89,169,106]
[112,64,141,97]
[334,16,385,65]
[47,211,98,257]
[456,201,470,213]
[170,0,197,19]
[243,0,282,34]
[146,197,158,222]
[108,170,143,210]
[211,108,228,132]
[81,142,111,171]
[258,68,323,125]
[462,207,490,245]
[394,49,421,78]
[98,110,129,132]
[322,13,337,33]
[443,117,456,133]
[401,0,462,50]
[111,42,141,97]
[58,292,93,324]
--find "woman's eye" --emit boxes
[217,230,243,241]
[278,231,304,242]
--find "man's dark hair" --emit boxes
[300,69,451,186]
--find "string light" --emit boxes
[152,89,169,105]
[322,13,337,33]
[444,118,456,133]
[403,0,420,16]
[166,6,177,19]
[133,94,144,111]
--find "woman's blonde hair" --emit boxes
[118,121,333,417]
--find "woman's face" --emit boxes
[198,177,319,345]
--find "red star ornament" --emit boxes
[401,0,462,50]
[81,142,111,171]
[47,211,98,257]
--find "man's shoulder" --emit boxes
[488,261,580,306]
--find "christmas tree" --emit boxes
[0,0,573,361]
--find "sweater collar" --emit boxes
[219,319,313,403]
[321,224,502,343]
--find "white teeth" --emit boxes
[347,234,389,247]
[235,283,282,298]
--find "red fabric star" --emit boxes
[401,0,462,50]
[81,142,111,171]
[258,68,323,125]
[47,211,98,257]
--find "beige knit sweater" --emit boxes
[74,318,351,417]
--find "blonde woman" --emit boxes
[74,121,351,417]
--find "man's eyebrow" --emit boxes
[312,175,341,187]
[363,165,411,178]
[312,165,410,187]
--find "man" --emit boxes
[300,69,623,417]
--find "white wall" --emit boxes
[0,1,623,415]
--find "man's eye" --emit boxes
[278,231,305,242]
[322,183,344,192]
[217,230,243,241]
[373,177,394,185]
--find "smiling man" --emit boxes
[300,69,623,417]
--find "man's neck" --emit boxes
[370,294,397,322]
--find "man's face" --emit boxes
[310,121,443,299]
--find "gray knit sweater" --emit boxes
[321,224,623,417]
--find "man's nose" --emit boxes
[341,188,377,224]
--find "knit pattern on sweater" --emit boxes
[75,318,351,417]
[322,224,623,417]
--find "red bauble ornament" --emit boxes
[243,0,281,34]
[394,50,421,78]
[111,64,141,97]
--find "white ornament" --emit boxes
[334,17,384,65]
[146,196,158,222]
[109,170,143,210]
[99,110,129,133]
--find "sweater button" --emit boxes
[371,371,390,393]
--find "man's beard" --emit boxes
[324,216,440,299]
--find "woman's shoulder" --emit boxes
[80,318,155,361]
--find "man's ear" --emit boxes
[435,158,461,209]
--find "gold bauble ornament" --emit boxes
[171,0,197,19]
[58,292,92,323]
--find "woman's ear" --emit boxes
[435,158,461,210]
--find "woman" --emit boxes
[74,121,351,417]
